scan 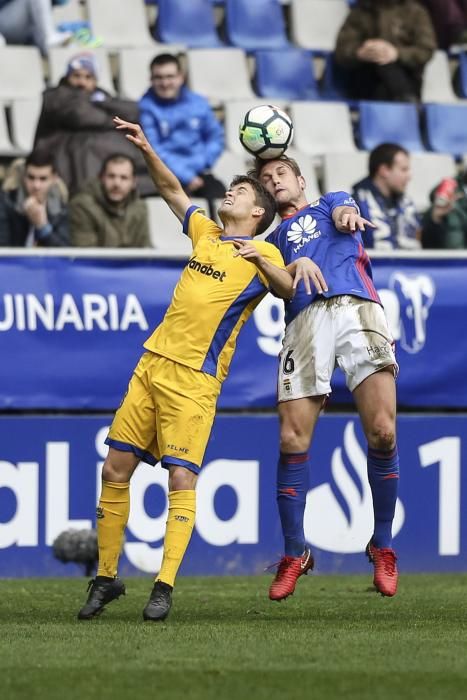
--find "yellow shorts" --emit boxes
[106,352,221,474]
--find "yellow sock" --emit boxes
[157,490,196,588]
[96,479,130,578]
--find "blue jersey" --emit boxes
[266,192,380,325]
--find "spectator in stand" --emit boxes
[69,153,150,247]
[421,172,467,249]
[335,0,436,102]
[0,149,69,247]
[34,52,144,196]
[352,143,420,249]
[139,53,225,214]
[421,0,467,50]
[0,0,72,55]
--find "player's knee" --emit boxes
[367,422,395,451]
[102,449,136,482]
[168,465,197,491]
[280,424,308,453]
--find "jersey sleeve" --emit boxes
[324,191,360,216]
[254,242,287,288]
[182,205,222,246]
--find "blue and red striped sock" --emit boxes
[277,452,310,556]
[367,445,399,548]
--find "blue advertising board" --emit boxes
[0,253,466,410]
[0,413,465,577]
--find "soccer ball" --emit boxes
[239,104,293,159]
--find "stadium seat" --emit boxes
[407,152,457,212]
[186,49,255,106]
[52,0,86,24]
[146,197,200,253]
[223,98,288,154]
[154,0,223,48]
[457,52,467,98]
[0,104,19,156]
[289,101,357,157]
[290,0,349,53]
[118,46,186,100]
[421,51,459,103]
[48,47,115,94]
[358,101,425,152]
[320,53,352,101]
[254,49,318,101]
[0,47,44,101]
[286,147,321,200]
[321,151,369,194]
[224,0,290,51]
[424,103,467,156]
[10,98,42,153]
[87,0,156,47]
[211,150,249,189]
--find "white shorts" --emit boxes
[278,295,398,402]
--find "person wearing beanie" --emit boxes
[33,51,144,195]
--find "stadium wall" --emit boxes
[1,251,466,576]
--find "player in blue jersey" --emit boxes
[77,120,301,623]
[252,155,400,599]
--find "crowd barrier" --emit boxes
[1,249,466,409]
[0,413,465,576]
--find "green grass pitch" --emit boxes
[1,574,467,700]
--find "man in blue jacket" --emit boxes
[139,53,225,213]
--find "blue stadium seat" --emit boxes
[320,53,352,101]
[254,49,318,101]
[425,103,467,156]
[225,0,290,51]
[457,53,467,98]
[154,0,223,47]
[358,101,425,152]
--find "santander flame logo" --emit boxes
[304,421,405,553]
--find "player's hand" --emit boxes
[292,257,327,295]
[231,238,263,264]
[113,116,151,152]
[334,206,375,233]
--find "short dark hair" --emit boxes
[229,174,277,236]
[369,143,409,178]
[99,153,135,177]
[247,154,302,180]
[150,53,181,72]
[25,149,56,171]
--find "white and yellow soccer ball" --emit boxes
[239,104,293,159]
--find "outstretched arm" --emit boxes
[332,205,375,234]
[114,116,191,223]
[232,239,294,299]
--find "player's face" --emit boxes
[150,64,184,100]
[257,160,305,208]
[24,164,55,202]
[218,182,259,222]
[100,161,135,203]
[67,68,97,93]
[383,152,411,195]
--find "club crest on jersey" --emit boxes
[287,214,321,253]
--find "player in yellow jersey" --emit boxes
[77,117,302,622]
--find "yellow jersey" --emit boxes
[144,205,286,382]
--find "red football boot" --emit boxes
[366,540,398,597]
[268,548,314,601]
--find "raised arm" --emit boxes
[114,116,191,223]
